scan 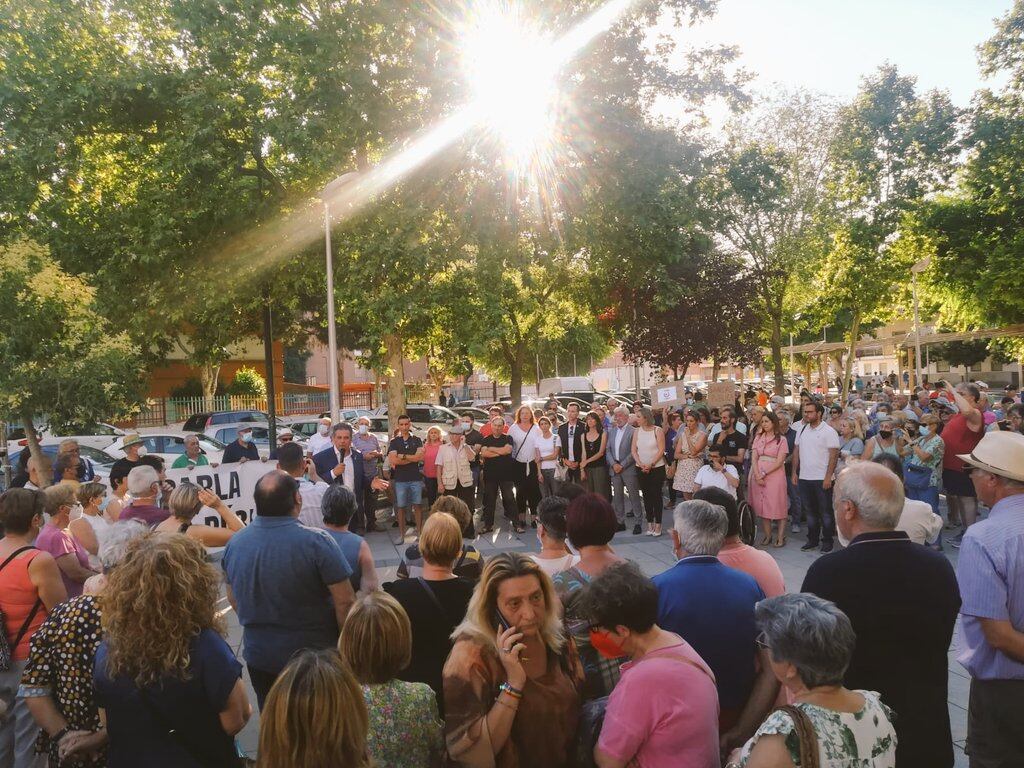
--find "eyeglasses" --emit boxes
[280,436,293,442]
[755,631,770,651]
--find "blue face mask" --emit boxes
[920,425,931,436]
[241,432,254,444]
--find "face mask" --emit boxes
[589,628,628,660]
[241,432,254,443]
[318,424,330,436]
[462,422,472,432]
[920,425,931,436]
[358,424,368,435]
[879,430,892,439]
[137,446,148,457]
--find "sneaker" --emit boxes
[950,532,964,549]
[790,523,801,533]
[615,522,627,532]
[800,542,818,551]
[632,524,642,535]
[820,543,834,553]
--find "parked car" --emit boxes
[451,406,491,422]
[551,395,593,411]
[372,403,459,434]
[203,423,273,459]
[182,410,270,433]
[537,376,596,402]
[4,444,115,490]
[106,433,226,466]
[316,408,374,422]
[5,422,125,455]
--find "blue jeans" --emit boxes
[798,479,834,546]
[394,480,423,508]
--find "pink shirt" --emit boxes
[717,541,786,598]
[598,640,720,768]
[36,522,90,598]
[422,443,441,479]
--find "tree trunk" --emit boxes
[817,355,828,393]
[509,345,526,407]
[336,348,346,408]
[680,363,689,382]
[770,314,786,395]
[384,333,406,434]
[22,411,50,489]
[804,358,813,390]
[841,311,861,403]
[711,357,720,381]
[199,362,221,410]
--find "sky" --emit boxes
[653,0,1013,126]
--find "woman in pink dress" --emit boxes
[748,411,789,547]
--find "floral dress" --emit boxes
[673,429,705,494]
[738,690,897,767]
[18,595,104,767]
[363,678,444,768]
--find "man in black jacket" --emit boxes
[557,402,585,484]
[802,461,961,768]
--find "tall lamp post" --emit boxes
[911,257,931,389]
[790,312,803,402]
[321,171,359,422]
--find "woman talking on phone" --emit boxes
[443,553,583,768]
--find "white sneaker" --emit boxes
[791,523,801,533]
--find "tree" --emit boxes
[0,241,144,475]
[816,64,961,401]
[710,89,838,394]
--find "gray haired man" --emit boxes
[606,406,643,534]
[653,500,779,754]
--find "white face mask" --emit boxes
[318,424,330,435]
[358,424,368,435]
[241,432,254,443]
[137,445,148,457]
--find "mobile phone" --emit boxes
[495,609,512,633]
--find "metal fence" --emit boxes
[131,391,372,428]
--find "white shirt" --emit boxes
[509,423,537,465]
[297,476,329,529]
[534,433,561,470]
[307,432,332,456]
[895,499,943,545]
[694,464,739,498]
[612,425,627,462]
[334,449,355,490]
[794,421,841,481]
[530,552,580,577]
[565,421,580,462]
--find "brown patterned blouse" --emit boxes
[443,633,584,768]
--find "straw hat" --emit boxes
[957,431,1024,483]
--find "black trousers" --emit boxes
[563,464,581,485]
[444,483,476,533]
[638,465,666,523]
[360,482,378,531]
[248,665,278,711]
[967,678,1024,768]
[424,476,439,511]
[482,477,518,527]
[514,461,541,518]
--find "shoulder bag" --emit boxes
[0,546,43,671]
[775,704,820,768]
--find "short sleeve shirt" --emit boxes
[694,464,738,498]
[794,422,842,481]
[222,516,352,673]
[714,430,748,462]
[36,523,91,598]
[480,434,516,481]
[389,435,424,482]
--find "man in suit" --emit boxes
[313,423,388,533]
[558,402,585,485]
[606,406,643,534]
[802,462,960,768]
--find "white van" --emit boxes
[538,377,596,402]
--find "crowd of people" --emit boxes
[0,376,1022,768]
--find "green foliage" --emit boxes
[169,378,226,398]
[0,240,145,429]
[227,366,267,397]
[283,346,313,384]
[933,340,990,370]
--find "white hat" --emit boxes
[957,431,1024,483]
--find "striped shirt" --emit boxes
[956,491,1024,680]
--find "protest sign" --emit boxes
[652,382,687,409]
[163,461,279,527]
[707,381,737,410]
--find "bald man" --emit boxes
[802,462,961,767]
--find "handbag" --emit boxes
[903,459,932,490]
[665,461,676,479]
[0,546,43,672]
[774,705,820,768]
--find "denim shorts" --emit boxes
[394,480,423,508]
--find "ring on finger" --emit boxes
[503,646,512,654]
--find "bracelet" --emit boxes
[495,697,519,712]
[499,682,524,699]
[52,727,70,745]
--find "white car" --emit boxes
[5,422,125,455]
[203,423,273,459]
[372,403,458,435]
[106,433,227,466]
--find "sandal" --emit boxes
[759,534,771,546]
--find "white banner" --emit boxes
[164,461,279,528]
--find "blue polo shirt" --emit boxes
[651,556,764,710]
[222,515,352,674]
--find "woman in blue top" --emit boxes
[321,485,379,594]
[94,534,252,768]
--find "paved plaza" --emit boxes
[226,513,971,766]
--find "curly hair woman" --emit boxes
[93,533,251,768]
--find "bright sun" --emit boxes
[461,4,561,162]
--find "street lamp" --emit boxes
[790,312,803,402]
[910,256,931,390]
[321,171,360,421]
